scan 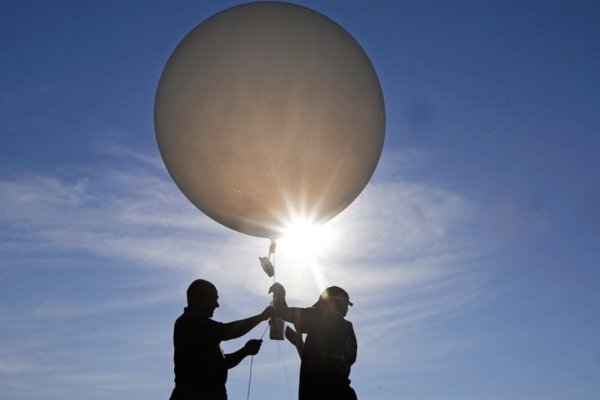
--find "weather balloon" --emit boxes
[155,2,385,238]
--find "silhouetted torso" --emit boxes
[170,308,227,400]
[292,307,357,400]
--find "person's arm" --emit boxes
[224,339,263,369]
[221,306,272,341]
[285,325,304,359]
[269,282,297,320]
[269,283,314,331]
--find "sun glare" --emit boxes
[278,220,335,258]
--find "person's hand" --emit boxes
[244,339,263,356]
[260,305,274,321]
[268,282,286,297]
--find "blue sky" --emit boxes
[1,1,599,399]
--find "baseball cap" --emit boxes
[314,286,353,307]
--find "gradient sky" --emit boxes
[1,1,599,399]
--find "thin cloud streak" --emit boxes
[0,145,492,322]
[0,145,498,398]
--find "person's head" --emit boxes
[314,286,353,317]
[186,279,219,317]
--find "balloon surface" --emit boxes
[155,2,385,238]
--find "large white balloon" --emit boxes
[155,2,385,239]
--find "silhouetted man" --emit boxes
[269,283,358,400]
[169,279,272,400]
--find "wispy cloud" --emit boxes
[0,357,33,374]
[0,144,500,397]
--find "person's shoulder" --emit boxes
[297,306,322,318]
[194,314,223,327]
[306,307,342,325]
[179,310,222,325]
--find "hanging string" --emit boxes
[277,340,295,400]
[246,323,270,400]
[246,353,254,400]
[247,239,293,400]
[269,239,294,400]
[247,239,277,400]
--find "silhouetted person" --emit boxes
[269,283,358,400]
[169,279,272,400]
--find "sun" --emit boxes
[278,219,336,259]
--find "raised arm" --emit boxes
[268,283,310,328]
[221,306,272,341]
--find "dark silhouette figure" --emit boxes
[269,283,358,400]
[169,279,272,400]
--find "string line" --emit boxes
[246,323,270,400]
[248,240,294,400]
